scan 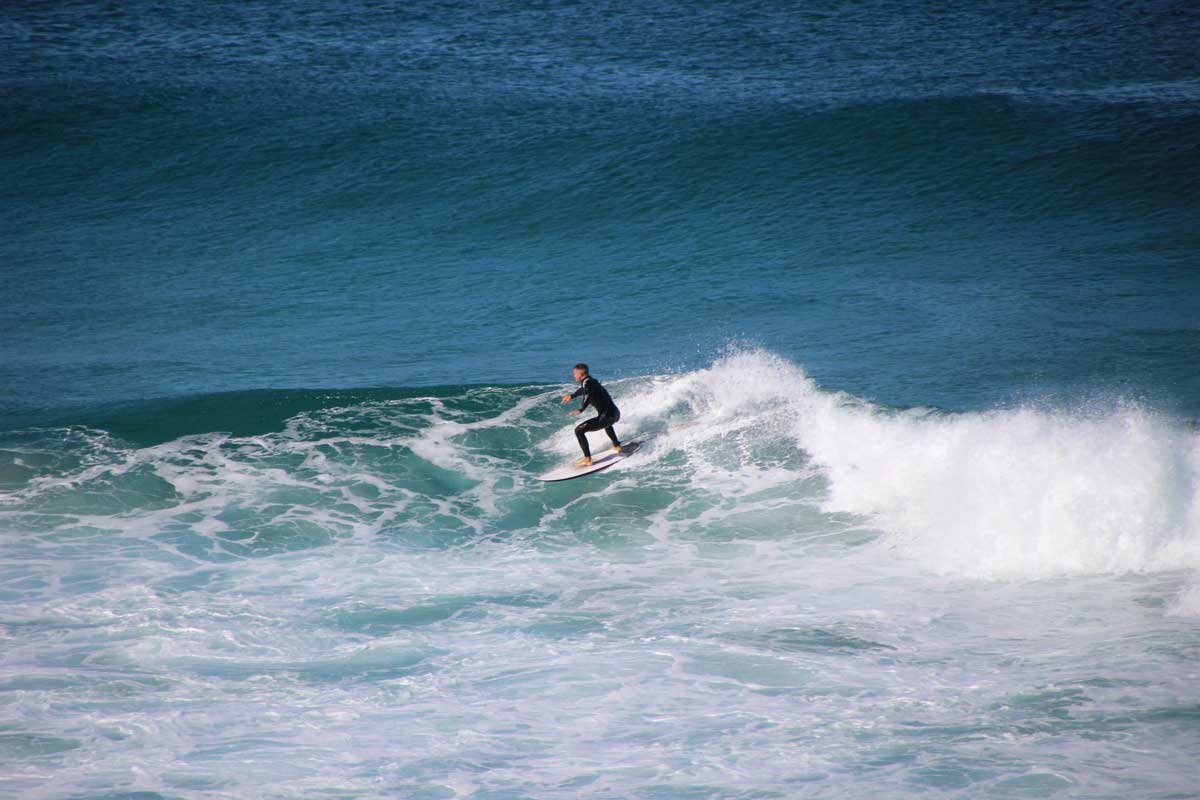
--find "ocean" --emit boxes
[1,1,1199,797]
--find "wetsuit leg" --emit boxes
[604,425,620,447]
[605,409,621,447]
[575,413,618,458]
[574,418,598,457]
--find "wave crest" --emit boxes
[648,348,1200,580]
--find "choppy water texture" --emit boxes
[2,1,1200,798]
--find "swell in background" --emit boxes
[2,0,1199,421]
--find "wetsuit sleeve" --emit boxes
[571,379,593,411]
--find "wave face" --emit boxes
[2,350,1199,798]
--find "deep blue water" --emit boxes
[2,2,1199,798]
[4,0,1199,422]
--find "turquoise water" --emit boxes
[2,2,1199,797]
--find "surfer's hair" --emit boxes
[574,362,589,374]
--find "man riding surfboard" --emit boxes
[560,362,621,467]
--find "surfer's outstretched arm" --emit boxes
[561,380,586,404]
[574,380,593,412]
[563,377,593,409]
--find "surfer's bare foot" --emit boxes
[612,445,622,453]
[575,457,592,467]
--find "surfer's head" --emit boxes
[573,363,589,381]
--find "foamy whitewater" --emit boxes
[1,350,1198,797]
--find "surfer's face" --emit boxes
[573,368,586,382]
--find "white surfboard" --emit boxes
[538,439,647,482]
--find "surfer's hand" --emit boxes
[568,410,581,416]
[561,394,573,404]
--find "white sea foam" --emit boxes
[632,348,1200,584]
[2,356,1199,799]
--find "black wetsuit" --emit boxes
[571,376,620,458]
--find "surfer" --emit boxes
[561,362,621,467]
